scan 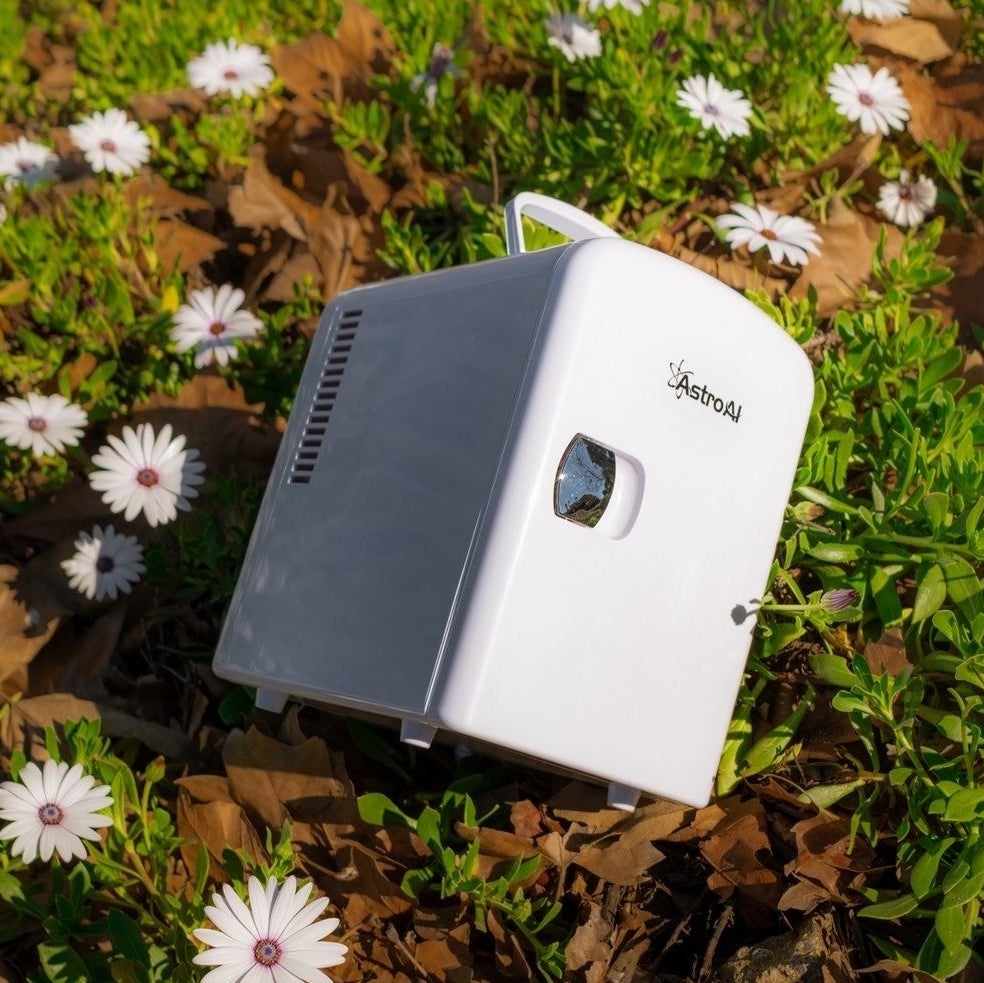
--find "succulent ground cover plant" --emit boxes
[0,0,983,981]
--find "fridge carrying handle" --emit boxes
[504,192,620,256]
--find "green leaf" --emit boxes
[810,651,857,687]
[912,564,946,624]
[943,787,984,822]
[910,838,956,900]
[798,779,867,809]
[935,903,966,955]
[869,565,903,628]
[808,542,863,562]
[415,807,443,855]
[38,942,89,983]
[858,894,920,919]
[110,958,149,983]
[939,554,984,624]
[356,792,415,830]
[401,865,434,899]
[108,911,150,968]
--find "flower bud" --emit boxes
[820,588,859,613]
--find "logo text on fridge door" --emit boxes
[667,360,742,423]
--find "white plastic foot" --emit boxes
[400,719,437,748]
[254,688,288,713]
[607,783,641,811]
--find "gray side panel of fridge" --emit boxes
[212,247,566,714]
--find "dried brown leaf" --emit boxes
[863,627,909,676]
[24,26,76,99]
[222,726,358,831]
[0,566,60,692]
[896,55,984,159]
[510,799,545,839]
[910,0,966,47]
[26,601,125,698]
[780,811,875,912]
[692,797,784,914]
[935,227,984,343]
[154,218,223,275]
[176,774,266,881]
[847,17,953,64]
[565,903,613,974]
[229,154,317,239]
[0,693,100,758]
[272,1,394,113]
[124,173,212,216]
[790,197,904,316]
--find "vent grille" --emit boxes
[288,309,362,484]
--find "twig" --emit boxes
[698,904,733,982]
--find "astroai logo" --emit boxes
[667,359,742,423]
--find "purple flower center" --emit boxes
[253,939,282,967]
[858,91,875,107]
[208,320,226,337]
[17,159,34,172]
[27,416,47,433]
[703,102,720,116]
[38,802,64,826]
[222,68,240,80]
[136,467,159,488]
[98,138,117,153]
[898,185,914,201]
[96,556,115,573]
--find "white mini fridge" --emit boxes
[213,194,814,809]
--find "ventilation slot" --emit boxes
[289,309,362,484]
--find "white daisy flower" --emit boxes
[0,392,88,458]
[676,74,753,139]
[193,875,349,983]
[826,64,910,135]
[88,423,206,527]
[60,525,146,601]
[587,0,649,12]
[0,759,113,864]
[0,137,59,188]
[545,13,602,62]
[839,0,909,18]
[68,109,150,176]
[877,170,937,227]
[171,284,263,368]
[716,202,822,267]
[186,39,275,98]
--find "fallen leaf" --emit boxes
[154,217,223,274]
[0,693,100,758]
[0,566,60,693]
[789,197,904,315]
[779,811,875,912]
[124,173,212,216]
[847,17,953,64]
[26,601,125,698]
[935,227,984,344]
[691,797,784,916]
[895,55,984,160]
[23,26,75,99]
[223,726,358,831]
[863,627,909,676]
[176,774,267,881]
[909,0,966,48]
